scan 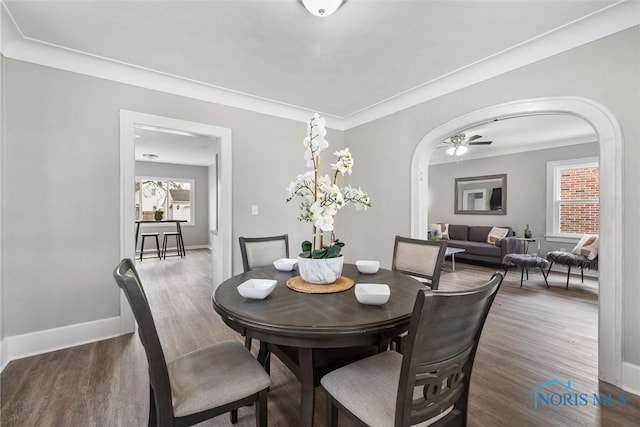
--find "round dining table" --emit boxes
[212,263,425,427]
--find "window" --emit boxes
[135,177,194,225]
[546,157,598,241]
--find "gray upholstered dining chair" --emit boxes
[239,234,290,272]
[321,272,504,427]
[113,258,270,427]
[239,234,290,350]
[392,235,448,290]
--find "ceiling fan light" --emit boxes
[301,0,344,17]
[446,146,456,156]
[457,146,468,156]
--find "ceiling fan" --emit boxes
[441,133,493,156]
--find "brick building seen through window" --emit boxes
[558,166,599,234]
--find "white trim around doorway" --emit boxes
[410,96,623,388]
[119,111,232,333]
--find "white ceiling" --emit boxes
[134,127,219,167]
[1,0,630,164]
[429,114,597,164]
[2,0,621,119]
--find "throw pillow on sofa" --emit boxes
[429,223,450,240]
[487,226,509,245]
[572,234,599,260]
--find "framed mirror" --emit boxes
[454,174,507,215]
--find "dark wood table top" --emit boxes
[212,264,425,348]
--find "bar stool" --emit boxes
[162,231,184,259]
[175,221,186,258]
[140,232,161,261]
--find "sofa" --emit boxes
[444,224,521,266]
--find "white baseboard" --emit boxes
[136,245,211,254]
[622,362,640,396]
[0,338,9,373]
[547,265,598,279]
[5,316,122,364]
[185,245,211,250]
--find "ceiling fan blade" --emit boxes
[467,134,483,142]
[468,140,493,145]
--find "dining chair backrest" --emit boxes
[392,236,448,290]
[113,258,173,417]
[396,272,503,426]
[239,234,290,272]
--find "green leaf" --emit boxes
[299,251,311,258]
[334,240,345,248]
[327,245,342,258]
[301,241,312,253]
[312,248,328,258]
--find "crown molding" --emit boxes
[341,1,640,129]
[2,1,638,131]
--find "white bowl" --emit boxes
[237,279,277,299]
[355,283,390,305]
[356,260,380,274]
[273,258,298,272]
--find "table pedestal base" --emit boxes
[261,342,384,427]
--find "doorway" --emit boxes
[410,96,623,387]
[119,111,233,334]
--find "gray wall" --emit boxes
[1,24,638,368]
[135,161,210,248]
[428,142,599,256]
[2,58,343,336]
[341,27,640,364]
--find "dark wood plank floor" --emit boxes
[2,250,639,426]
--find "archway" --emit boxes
[410,96,622,386]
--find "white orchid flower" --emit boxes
[331,148,354,176]
[315,212,334,232]
[287,114,371,254]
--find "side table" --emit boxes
[514,237,540,254]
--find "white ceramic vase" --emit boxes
[297,256,344,284]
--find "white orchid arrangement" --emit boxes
[286,114,371,258]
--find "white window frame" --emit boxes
[135,175,195,226]
[545,156,598,243]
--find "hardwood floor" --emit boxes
[2,249,639,426]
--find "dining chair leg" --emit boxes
[148,385,157,427]
[325,390,339,427]
[230,408,238,424]
[566,265,571,289]
[520,267,524,287]
[257,342,271,374]
[256,389,268,427]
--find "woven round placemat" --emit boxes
[286,276,354,294]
